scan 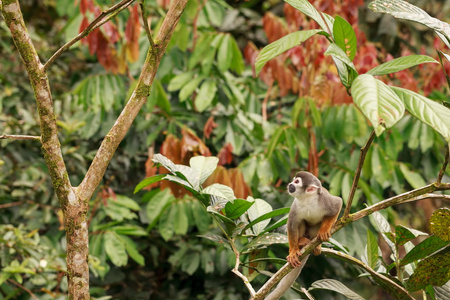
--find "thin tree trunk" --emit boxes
[1,0,189,298]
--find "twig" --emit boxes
[140,1,156,50]
[0,134,41,141]
[230,238,256,297]
[7,279,39,300]
[191,0,207,50]
[343,130,376,217]
[437,144,449,184]
[321,249,414,299]
[43,0,135,71]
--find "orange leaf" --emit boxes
[203,116,218,139]
[217,143,233,166]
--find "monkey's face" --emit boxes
[287,172,321,198]
[287,177,304,197]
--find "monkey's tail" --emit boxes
[264,255,309,300]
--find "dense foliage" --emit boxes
[1,0,449,299]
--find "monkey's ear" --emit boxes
[305,184,320,194]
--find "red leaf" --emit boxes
[80,0,88,14]
[203,116,218,139]
[217,143,233,166]
[125,5,141,62]
[88,29,99,55]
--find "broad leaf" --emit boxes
[367,55,438,76]
[333,16,357,61]
[391,87,450,142]
[369,0,450,45]
[247,198,273,235]
[325,44,358,88]
[224,199,254,219]
[406,248,450,291]
[198,233,231,250]
[366,229,379,270]
[242,207,290,233]
[146,189,175,230]
[372,212,396,255]
[399,163,427,189]
[202,183,236,201]
[394,225,427,246]
[243,233,288,252]
[134,174,166,193]
[195,80,218,112]
[284,0,329,33]
[104,232,128,267]
[310,279,365,300]
[351,74,405,136]
[189,156,219,185]
[116,234,145,266]
[429,208,450,241]
[255,30,323,75]
[401,235,449,266]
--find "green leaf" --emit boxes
[168,72,194,92]
[189,156,219,185]
[113,195,140,211]
[174,202,189,235]
[243,233,288,252]
[145,189,175,230]
[326,44,358,88]
[202,183,236,201]
[242,207,290,233]
[333,16,357,61]
[351,74,405,136]
[394,225,427,246]
[429,208,450,241]
[218,33,232,72]
[104,232,128,267]
[366,229,379,270]
[266,126,286,158]
[191,201,211,232]
[247,198,273,235]
[372,212,396,255]
[116,234,145,266]
[195,80,218,112]
[255,30,323,75]
[206,206,236,234]
[367,55,438,76]
[406,248,450,291]
[369,0,450,44]
[229,36,245,74]
[399,163,427,189]
[310,279,365,300]
[179,76,204,102]
[391,86,450,143]
[181,252,200,275]
[198,233,231,250]
[159,204,176,241]
[261,216,288,234]
[284,0,329,33]
[224,199,254,219]
[401,235,449,266]
[111,225,148,236]
[134,174,166,193]
[152,154,177,172]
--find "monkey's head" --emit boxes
[287,171,322,198]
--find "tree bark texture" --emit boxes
[1,0,189,298]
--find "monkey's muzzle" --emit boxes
[288,184,296,193]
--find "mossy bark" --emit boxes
[1,0,189,298]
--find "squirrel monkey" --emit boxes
[266,171,342,300]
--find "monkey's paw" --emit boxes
[317,230,331,241]
[286,251,302,268]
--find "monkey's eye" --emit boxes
[294,179,299,184]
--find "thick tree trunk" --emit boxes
[1,0,188,298]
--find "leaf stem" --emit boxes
[437,144,449,184]
[140,1,156,50]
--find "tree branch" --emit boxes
[344,130,375,217]
[77,0,189,203]
[43,0,135,71]
[0,134,41,141]
[252,186,450,299]
[140,1,156,50]
[321,248,414,299]
[7,279,39,300]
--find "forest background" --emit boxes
[0,0,449,299]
